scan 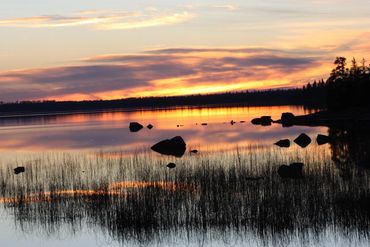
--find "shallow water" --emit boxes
[1,105,369,247]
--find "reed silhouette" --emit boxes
[0,146,369,245]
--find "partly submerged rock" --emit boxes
[251,116,272,126]
[147,124,154,130]
[294,133,311,148]
[129,122,143,132]
[201,123,208,126]
[280,112,295,127]
[281,112,295,122]
[151,136,186,157]
[190,149,198,154]
[274,139,290,148]
[317,134,331,145]
[251,118,262,125]
[230,120,236,125]
[278,163,304,179]
[166,163,176,169]
[14,167,25,175]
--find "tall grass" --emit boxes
[0,145,369,246]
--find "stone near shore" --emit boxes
[274,139,290,148]
[151,136,186,157]
[147,124,154,129]
[129,122,143,132]
[294,133,311,148]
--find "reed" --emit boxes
[0,145,369,246]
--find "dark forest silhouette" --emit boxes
[0,89,325,116]
[326,57,370,110]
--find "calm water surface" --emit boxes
[0,105,323,153]
[0,106,369,247]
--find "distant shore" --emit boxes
[0,89,326,118]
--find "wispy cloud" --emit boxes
[0,47,324,102]
[0,10,193,29]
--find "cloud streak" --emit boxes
[0,10,193,30]
[0,48,324,102]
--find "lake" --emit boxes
[0,105,369,247]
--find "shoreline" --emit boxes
[276,108,370,128]
[0,103,320,119]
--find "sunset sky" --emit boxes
[1,0,370,102]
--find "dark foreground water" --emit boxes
[0,105,369,247]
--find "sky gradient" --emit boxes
[1,0,370,102]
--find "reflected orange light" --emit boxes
[0,181,196,204]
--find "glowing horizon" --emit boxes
[1,0,370,102]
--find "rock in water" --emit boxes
[294,133,311,148]
[317,134,331,145]
[129,122,143,132]
[190,149,198,154]
[167,163,176,169]
[251,116,272,126]
[278,163,304,178]
[14,167,25,175]
[147,124,154,129]
[151,136,186,157]
[260,116,272,126]
[251,118,262,125]
[280,112,295,127]
[281,112,295,122]
[274,139,290,148]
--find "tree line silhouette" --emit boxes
[0,89,325,115]
[0,56,368,115]
[326,57,370,110]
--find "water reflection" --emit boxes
[329,124,370,181]
[0,106,326,152]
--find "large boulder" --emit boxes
[274,139,290,148]
[278,163,304,178]
[294,133,311,148]
[317,134,331,145]
[151,136,186,157]
[129,122,143,132]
